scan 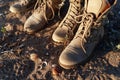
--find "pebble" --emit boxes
[30,53,38,62]
[45,52,49,56]
[52,68,59,76]
[89,66,92,69]
[106,51,120,67]
[52,64,61,76]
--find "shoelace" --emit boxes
[60,0,81,38]
[75,10,95,53]
[34,0,55,21]
[58,0,65,18]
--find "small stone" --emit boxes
[45,52,49,56]
[52,64,57,68]
[52,64,62,76]
[35,33,41,37]
[4,23,13,31]
[30,53,38,62]
[46,43,53,50]
[52,68,59,76]
[105,51,120,67]
[89,66,92,69]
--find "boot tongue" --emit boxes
[86,0,110,18]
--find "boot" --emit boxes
[52,0,82,42]
[59,0,117,69]
[24,0,62,34]
[9,0,37,13]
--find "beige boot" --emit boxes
[9,0,37,13]
[59,0,117,69]
[24,0,62,34]
[52,0,82,42]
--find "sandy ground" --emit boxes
[0,0,120,80]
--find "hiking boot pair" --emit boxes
[54,0,117,69]
[10,0,62,34]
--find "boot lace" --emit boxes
[58,0,65,18]
[75,10,96,53]
[34,0,55,21]
[60,0,81,39]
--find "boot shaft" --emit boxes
[52,0,83,42]
[75,0,117,42]
[85,0,117,19]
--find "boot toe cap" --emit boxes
[52,28,68,42]
[24,19,37,34]
[59,46,87,69]
[24,15,45,34]
[59,49,79,69]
